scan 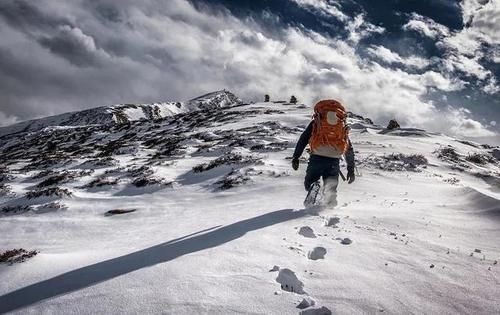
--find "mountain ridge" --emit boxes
[0,90,242,138]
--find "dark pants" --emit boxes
[304,155,340,192]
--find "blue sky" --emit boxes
[0,0,498,142]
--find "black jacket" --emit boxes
[293,121,355,170]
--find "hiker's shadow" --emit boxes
[0,208,306,313]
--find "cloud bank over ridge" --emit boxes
[0,0,498,141]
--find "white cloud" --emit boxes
[402,4,499,93]
[403,13,450,39]
[432,1,500,92]
[289,1,385,45]
[483,77,500,94]
[493,51,500,64]
[206,14,493,138]
[461,0,484,25]
[367,45,430,69]
[463,0,500,44]
[445,107,496,138]
[420,71,466,92]
[0,112,18,127]
[291,0,348,21]
[440,28,483,57]
[443,54,490,80]
[347,14,385,45]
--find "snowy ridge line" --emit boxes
[0,90,242,138]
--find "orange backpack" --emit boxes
[309,100,349,154]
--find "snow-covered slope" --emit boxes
[186,89,243,110]
[0,90,241,137]
[0,98,499,314]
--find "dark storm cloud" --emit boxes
[0,0,249,125]
[0,1,150,121]
[0,47,79,119]
[0,0,106,68]
[0,1,70,33]
[0,0,497,140]
[38,26,104,67]
[92,3,123,23]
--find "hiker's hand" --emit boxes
[292,158,299,171]
[347,167,355,184]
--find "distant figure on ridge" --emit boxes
[292,100,355,208]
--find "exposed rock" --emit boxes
[387,119,400,130]
[0,249,38,265]
[491,149,500,161]
[26,187,73,199]
[466,153,496,165]
[82,177,119,189]
[34,202,68,213]
[0,183,13,197]
[105,209,137,216]
[436,146,460,162]
[215,169,251,190]
[132,176,171,188]
[360,153,428,172]
[1,205,33,215]
[192,152,262,173]
[297,297,316,309]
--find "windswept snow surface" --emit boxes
[0,100,499,314]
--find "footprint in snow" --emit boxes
[276,268,306,294]
[324,216,340,227]
[298,226,316,238]
[340,238,352,245]
[307,247,327,260]
[335,237,352,245]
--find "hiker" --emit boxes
[291,99,355,206]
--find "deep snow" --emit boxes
[0,98,499,314]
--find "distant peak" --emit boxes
[0,90,244,137]
[187,90,243,110]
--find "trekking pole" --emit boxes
[339,170,346,181]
